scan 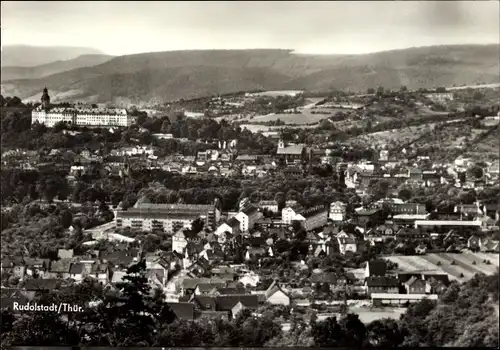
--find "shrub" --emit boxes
[437,261,441,266]
[472,261,476,265]
[459,273,464,278]
[451,260,456,265]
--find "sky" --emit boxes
[1,1,499,56]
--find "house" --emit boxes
[404,276,427,294]
[258,200,279,213]
[68,263,85,282]
[365,277,400,296]
[239,273,260,288]
[365,260,387,279]
[194,283,226,296]
[264,281,291,306]
[47,259,72,279]
[231,301,248,318]
[337,236,358,255]
[245,247,267,261]
[415,244,427,255]
[329,201,346,221]
[24,258,50,278]
[57,249,74,259]
[234,206,263,232]
[467,235,499,252]
[276,139,306,165]
[355,208,382,226]
[215,294,259,319]
[172,230,188,254]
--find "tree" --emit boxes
[59,209,73,228]
[311,316,345,346]
[365,318,404,347]
[398,188,412,201]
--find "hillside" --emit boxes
[0,54,114,81]
[0,45,105,67]
[2,45,499,105]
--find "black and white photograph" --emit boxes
[1,1,499,347]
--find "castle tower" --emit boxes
[41,87,50,109]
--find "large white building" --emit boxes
[31,88,133,127]
[115,200,221,233]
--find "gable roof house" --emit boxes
[215,294,259,319]
[166,302,194,320]
[365,277,400,296]
[404,276,427,294]
[264,280,291,306]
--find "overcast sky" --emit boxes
[2,1,499,55]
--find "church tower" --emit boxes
[41,87,50,109]
[278,139,285,149]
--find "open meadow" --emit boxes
[384,252,499,282]
[349,307,407,324]
[240,123,317,133]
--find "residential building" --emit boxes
[404,276,427,294]
[234,206,263,232]
[329,201,346,221]
[264,281,291,306]
[258,200,279,213]
[365,277,400,296]
[172,230,188,254]
[115,200,221,232]
[276,139,306,164]
[337,236,358,255]
[282,205,328,231]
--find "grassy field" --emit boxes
[349,307,407,324]
[384,253,499,282]
[242,111,328,124]
[239,123,317,133]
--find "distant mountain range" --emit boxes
[1,44,499,106]
[1,45,106,67]
[1,54,114,81]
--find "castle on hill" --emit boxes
[31,88,134,127]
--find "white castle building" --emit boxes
[31,88,133,127]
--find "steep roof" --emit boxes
[50,259,73,273]
[367,260,387,276]
[277,145,304,155]
[69,263,84,275]
[166,302,194,320]
[215,294,259,311]
[264,280,290,300]
[366,276,400,287]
